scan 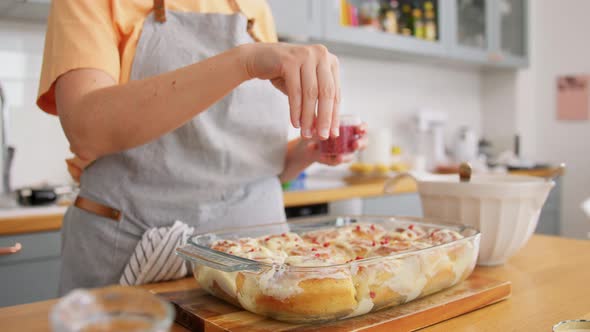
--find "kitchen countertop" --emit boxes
[0,167,560,236]
[1,234,588,331]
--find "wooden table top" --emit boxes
[1,234,588,331]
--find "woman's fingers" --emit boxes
[294,45,338,140]
[330,55,341,138]
[300,56,318,139]
[264,43,340,138]
[315,48,335,140]
[353,122,368,150]
[341,154,355,163]
[317,154,354,165]
[283,67,302,128]
[356,122,368,135]
[353,136,369,150]
[319,154,342,165]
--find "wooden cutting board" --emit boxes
[160,274,511,332]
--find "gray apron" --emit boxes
[59,4,289,294]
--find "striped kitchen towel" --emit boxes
[120,220,195,286]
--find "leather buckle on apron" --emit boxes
[74,196,121,222]
[153,0,166,23]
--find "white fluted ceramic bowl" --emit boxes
[416,174,554,266]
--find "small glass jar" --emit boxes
[51,286,174,332]
[319,114,362,156]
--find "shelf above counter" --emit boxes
[267,0,529,68]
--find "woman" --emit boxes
[37,0,366,294]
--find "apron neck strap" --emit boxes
[152,0,261,42]
[154,0,166,23]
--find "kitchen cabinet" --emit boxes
[0,231,61,307]
[535,177,561,235]
[267,0,528,68]
[266,0,322,40]
[493,0,528,66]
[448,0,492,63]
[319,0,449,59]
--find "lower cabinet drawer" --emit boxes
[0,231,61,307]
[0,231,61,264]
[0,257,61,307]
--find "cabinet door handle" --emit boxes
[0,242,22,255]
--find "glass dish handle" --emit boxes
[176,244,266,273]
[383,172,418,194]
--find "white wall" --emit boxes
[519,0,590,238]
[0,20,71,189]
[337,56,481,153]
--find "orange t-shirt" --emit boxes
[37,0,278,115]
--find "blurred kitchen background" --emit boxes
[0,0,589,241]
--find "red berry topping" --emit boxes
[281,233,287,237]
[355,256,363,260]
[323,242,330,247]
[314,253,321,258]
[370,224,376,231]
[370,291,376,299]
[264,237,270,242]
[356,225,361,232]
[409,224,415,230]
[371,240,376,247]
[311,248,317,251]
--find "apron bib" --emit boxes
[59,2,289,294]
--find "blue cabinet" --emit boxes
[0,231,61,307]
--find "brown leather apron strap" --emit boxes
[152,0,260,41]
[74,196,121,222]
[154,0,166,23]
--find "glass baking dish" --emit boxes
[177,215,480,323]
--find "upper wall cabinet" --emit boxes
[494,0,528,66]
[267,0,528,68]
[319,0,449,59]
[266,0,322,40]
[449,0,492,63]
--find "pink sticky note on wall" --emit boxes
[557,75,590,121]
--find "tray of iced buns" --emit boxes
[176,216,481,323]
